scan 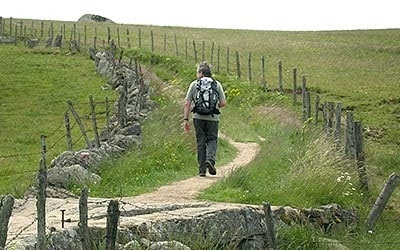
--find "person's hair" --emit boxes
[197,61,212,77]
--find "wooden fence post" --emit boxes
[263,202,277,250]
[354,121,369,193]
[304,90,311,121]
[118,82,128,128]
[261,56,267,91]
[235,51,241,78]
[365,173,400,230]
[83,25,87,53]
[278,61,283,92]
[247,52,252,83]
[37,135,47,250]
[292,68,297,104]
[226,47,230,75]
[174,34,178,56]
[107,27,111,45]
[106,200,120,250]
[193,40,198,63]
[301,75,307,120]
[345,111,355,158]
[334,102,342,144]
[117,27,120,47]
[0,195,15,249]
[89,95,100,148]
[326,102,334,133]
[315,95,320,124]
[185,38,188,60]
[138,28,141,48]
[150,30,154,52]
[67,100,92,149]
[9,17,13,37]
[64,111,73,151]
[106,97,111,142]
[79,186,91,250]
[210,42,215,66]
[217,45,221,73]
[127,28,131,48]
[94,27,98,50]
[201,40,205,61]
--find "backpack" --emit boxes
[192,78,220,116]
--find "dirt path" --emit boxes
[121,134,259,204]
[6,135,259,246]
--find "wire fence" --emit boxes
[1,16,399,249]
[1,17,299,90]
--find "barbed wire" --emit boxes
[0,152,40,159]
[0,169,37,178]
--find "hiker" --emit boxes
[183,62,227,177]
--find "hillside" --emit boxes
[1,18,399,249]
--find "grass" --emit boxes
[0,45,117,196]
[1,18,399,249]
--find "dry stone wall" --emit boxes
[47,49,155,190]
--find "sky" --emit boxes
[2,0,399,31]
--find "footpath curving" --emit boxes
[6,136,267,249]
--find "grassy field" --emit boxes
[1,18,399,249]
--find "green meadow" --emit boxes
[0,18,399,249]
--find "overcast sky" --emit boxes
[2,0,399,31]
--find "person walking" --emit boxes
[183,62,227,177]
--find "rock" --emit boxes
[78,14,114,24]
[47,164,101,188]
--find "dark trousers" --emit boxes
[193,118,219,174]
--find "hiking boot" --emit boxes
[199,172,206,177]
[205,160,216,175]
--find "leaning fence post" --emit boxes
[365,173,400,230]
[89,95,100,148]
[263,202,277,250]
[37,135,47,250]
[106,200,120,250]
[67,100,92,149]
[0,195,15,249]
